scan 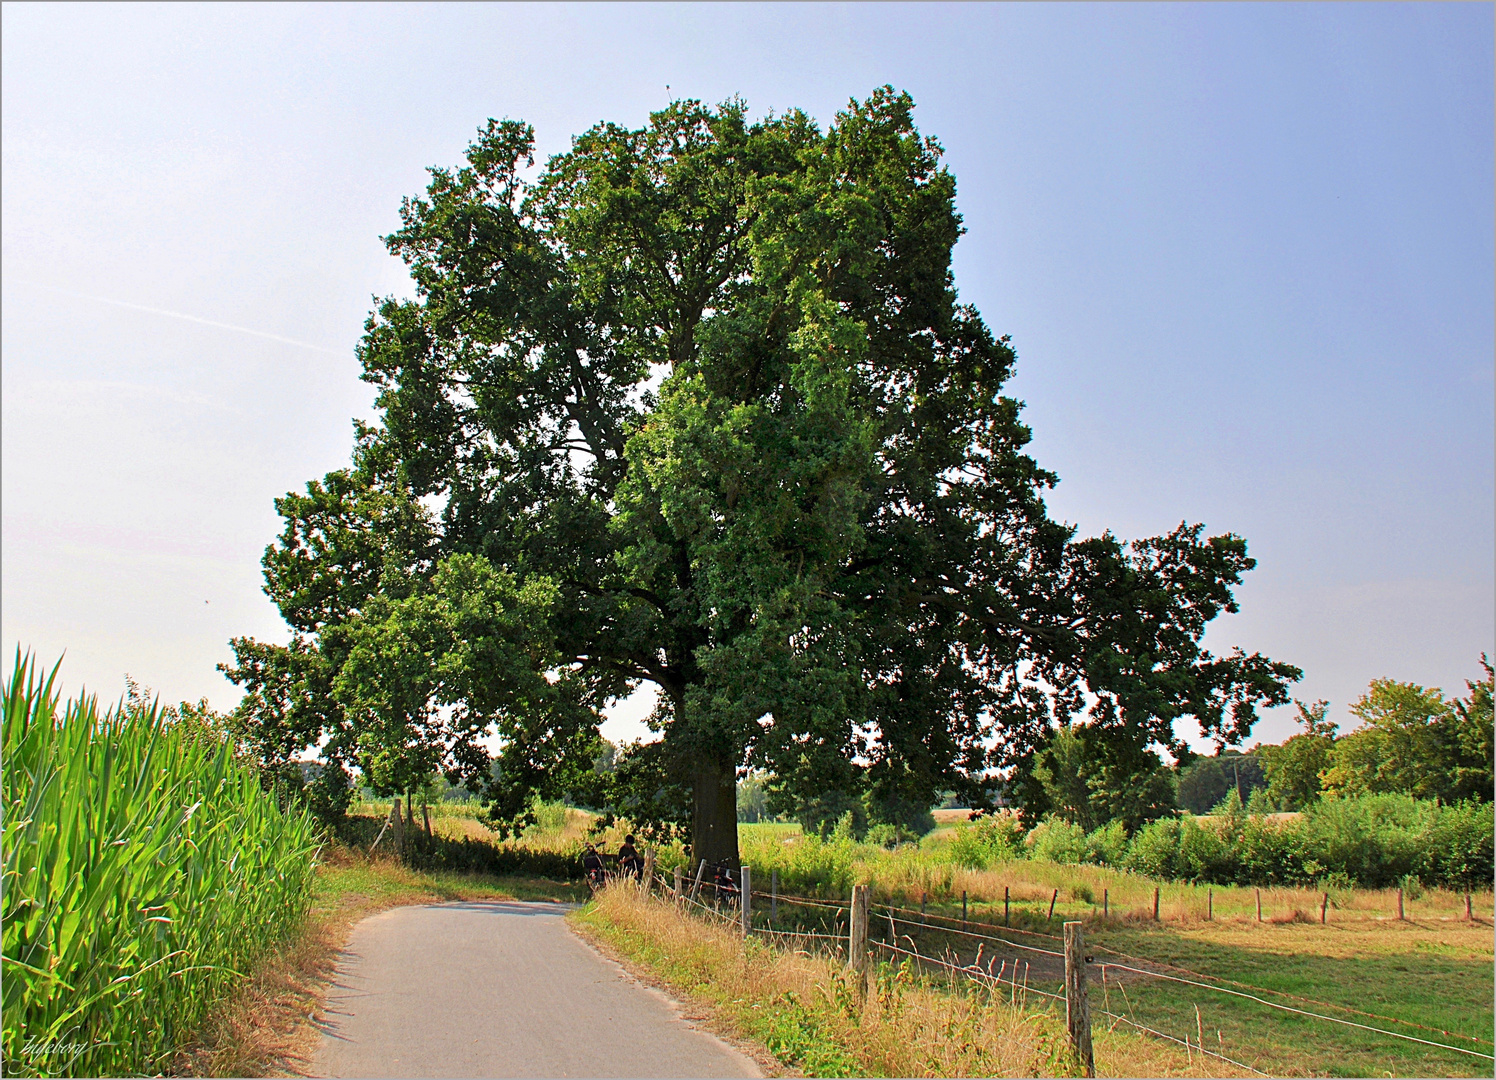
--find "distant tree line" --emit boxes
[1017,656,1493,828]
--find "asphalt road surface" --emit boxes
[312,900,761,1078]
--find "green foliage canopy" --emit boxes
[1321,664,1494,804]
[223,90,1297,868]
[1255,699,1337,811]
[1175,749,1267,815]
[1019,722,1179,832]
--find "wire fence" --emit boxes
[870,895,1493,1050]
[778,886,1493,1060]
[635,869,1493,1073]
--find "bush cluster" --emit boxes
[991,794,1491,889]
[1121,794,1491,888]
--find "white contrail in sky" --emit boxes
[9,280,347,358]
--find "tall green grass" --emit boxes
[2,654,320,1076]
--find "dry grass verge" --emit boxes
[173,841,585,1077]
[573,884,1229,1078]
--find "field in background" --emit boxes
[731,820,1485,925]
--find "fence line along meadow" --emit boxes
[646,867,1494,1076]
[1,654,321,1077]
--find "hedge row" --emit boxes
[999,793,1493,889]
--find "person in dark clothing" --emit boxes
[582,843,606,890]
[617,834,642,879]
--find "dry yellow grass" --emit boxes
[576,884,1241,1078]
[357,798,610,848]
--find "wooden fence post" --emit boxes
[642,849,655,895]
[1004,886,1010,927]
[771,869,778,927]
[391,799,405,853]
[1255,888,1262,922]
[1102,888,1108,918]
[1320,891,1328,925]
[1466,888,1473,921]
[741,866,752,937]
[1152,887,1160,921]
[690,857,708,903]
[1397,887,1404,921]
[962,890,968,933]
[1063,921,1095,1077]
[674,866,684,910]
[921,892,927,925]
[848,883,870,999]
[1049,888,1058,922]
[423,803,432,839]
[368,799,399,854]
[1208,888,1213,921]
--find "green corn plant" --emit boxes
[2,652,320,1076]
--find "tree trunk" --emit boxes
[691,757,739,873]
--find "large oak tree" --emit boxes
[224,90,1299,869]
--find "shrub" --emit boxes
[1084,820,1129,866]
[1426,798,1495,887]
[947,815,1025,869]
[1026,817,1088,864]
[1234,813,1303,885]
[1298,793,1433,888]
[1176,816,1236,883]
[1110,792,1491,889]
[1125,818,1181,879]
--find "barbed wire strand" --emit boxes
[748,890,847,913]
[1097,963,1493,1061]
[881,908,1067,958]
[657,878,1486,1065]
[1085,940,1496,1048]
[886,900,1065,942]
[871,938,1069,1006]
[886,884,1491,1049]
[660,878,845,945]
[657,885,1269,1077]
[745,888,1067,959]
[768,887,1492,1049]
[1096,1008,1270,1076]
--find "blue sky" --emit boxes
[3,2,1491,750]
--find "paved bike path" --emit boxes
[311,900,760,1078]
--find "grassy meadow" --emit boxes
[720,818,1495,1077]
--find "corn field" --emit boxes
[2,654,320,1076]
